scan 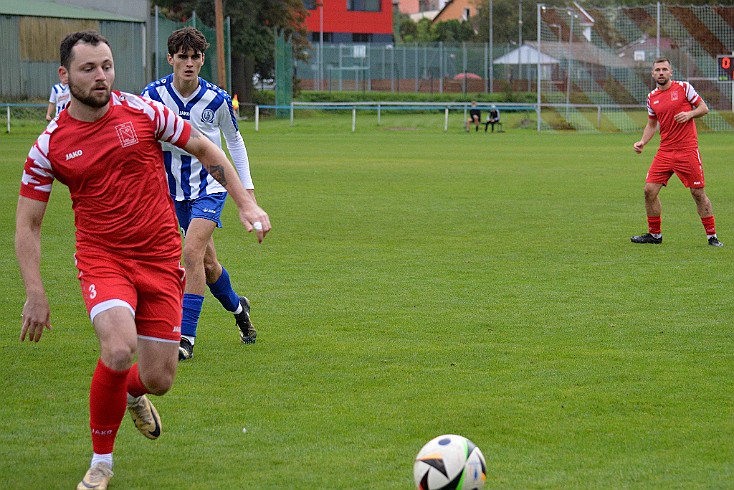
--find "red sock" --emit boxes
[701,215,716,236]
[125,363,149,398]
[89,359,129,454]
[647,215,662,235]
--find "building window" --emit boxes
[311,32,334,42]
[303,0,317,9]
[352,33,372,43]
[463,8,471,21]
[347,0,381,12]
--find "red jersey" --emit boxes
[20,91,191,260]
[646,80,701,151]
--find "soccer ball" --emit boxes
[413,434,487,490]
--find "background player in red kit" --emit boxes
[16,31,270,490]
[631,57,723,247]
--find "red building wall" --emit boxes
[305,0,393,36]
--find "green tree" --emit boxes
[474,0,544,44]
[434,19,477,43]
[153,0,308,102]
[399,17,478,43]
[415,18,438,42]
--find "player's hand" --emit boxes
[20,293,52,343]
[239,206,271,243]
[633,141,644,154]
[674,111,691,124]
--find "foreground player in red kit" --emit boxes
[16,31,270,489]
[631,57,723,247]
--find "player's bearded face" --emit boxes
[67,43,115,109]
[69,75,111,108]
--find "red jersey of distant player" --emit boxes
[20,91,191,260]
[646,80,702,151]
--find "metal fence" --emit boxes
[297,42,516,95]
[152,8,231,92]
[536,3,734,131]
[293,4,734,132]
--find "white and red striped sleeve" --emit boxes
[122,92,191,148]
[681,81,702,107]
[646,90,657,119]
[20,126,56,202]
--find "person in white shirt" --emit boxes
[45,72,70,121]
[484,105,500,132]
[141,27,261,360]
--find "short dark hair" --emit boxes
[60,31,110,69]
[653,57,671,67]
[167,27,210,56]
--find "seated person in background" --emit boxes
[466,101,481,132]
[485,105,501,132]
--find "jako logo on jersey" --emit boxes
[653,100,660,104]
[201,109,215,123]
[115,121,139,148]
[179,110,191,118]
[66,149,83,160]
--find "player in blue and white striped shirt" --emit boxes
[141,27,261,360]
[45,72,70,121]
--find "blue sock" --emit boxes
[181,293,205,338]
[207,266,240,312]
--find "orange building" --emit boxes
[433,0,479,23]
[398,0,420,15]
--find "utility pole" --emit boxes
[489,0,493,93]
[214,0,226,88]
[518,1,523,88]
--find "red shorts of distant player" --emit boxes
[646,148,705,188]
[75,252,186,341]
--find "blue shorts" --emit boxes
[174,192,227,232]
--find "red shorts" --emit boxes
[646,148,705,188]
[75,253,186,341]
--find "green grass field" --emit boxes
[1,116,733,489]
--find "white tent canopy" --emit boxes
[493,45,560,65]
[493,44,559,81]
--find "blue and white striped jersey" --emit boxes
[141,74,254,201]
[49,83,70,117]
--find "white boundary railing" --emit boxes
[255,102,538,133]
[252,101,655,133]
[1,103,48,133]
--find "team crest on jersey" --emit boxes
[201,108,215,123]
[671,90,679,101]
[115,121,139,148]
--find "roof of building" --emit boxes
[433,0,478,24]
[0,0,141,22]
[493,45,560,65]
[495,42,636,69]
[410,10,440,22]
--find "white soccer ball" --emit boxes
[413,434,487,490]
